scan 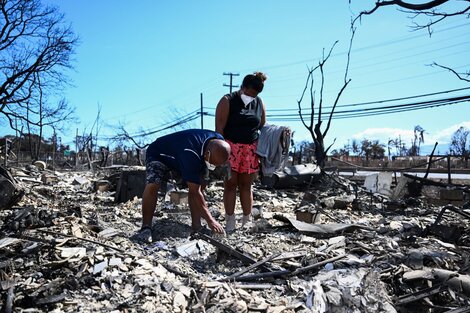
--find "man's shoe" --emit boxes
[131,226,153,243]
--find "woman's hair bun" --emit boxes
[253,71,267,82]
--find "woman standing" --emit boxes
[215,72,267,232]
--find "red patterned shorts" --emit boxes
[226,140,259,174]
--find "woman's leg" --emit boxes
[238,172,254,217]
[223,171,238,216]
[224,171,238,231]
[224,171,239,215]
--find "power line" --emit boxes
[280,86,470,112]
[100,89,468,142]
[99,109,201,140]
[204,86,470,112]
[268,95,469,120]
[203,94,469,121]
[223,72,239,93]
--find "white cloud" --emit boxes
[290,122,470,154]
[350,122,470,146]
[432,122,470,144]
[351,127,414,144]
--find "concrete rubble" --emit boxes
[0,164,469,312]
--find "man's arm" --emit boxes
[187,182,224,233]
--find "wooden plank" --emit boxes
[219,253,281,282]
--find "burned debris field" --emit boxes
[1,163,469,312]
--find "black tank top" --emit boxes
[223,91,263,144]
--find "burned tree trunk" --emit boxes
[296,28,354,169]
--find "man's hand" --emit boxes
[187,182,225,234]
[208,220,225,234]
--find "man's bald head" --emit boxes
[206,139,231,166]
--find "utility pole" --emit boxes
[15,117,20,166]
[52,129,56,170]
[200,93,204,129]
[223,72,239,93]
[3,137,7,167]
[75,128,79,167]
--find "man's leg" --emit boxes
[132,160,166,243]
[132,182,160,243]
[142,182,160,227]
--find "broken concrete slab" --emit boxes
[364,172,393,197]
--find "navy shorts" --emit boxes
[145,160,170,185]
[145,160,182,186]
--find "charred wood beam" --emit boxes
[234,254,348,282]
[219,253,281,282]
[231,270,291,282]
[403,173,470,193]
[445,305,470,313]
[395,284,445,306]
[330,154,448,172]
[422,205,470,238]
[204,281,274,290]
[192,232,269,269]
[271,250,308,261]
[290,254,347,276]
[436,205,470,223]
[424,142,439,179]
[33,229,128,254]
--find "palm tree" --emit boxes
[351,139,360,156]
[410,125,425,156]
[387,139,395,159]
[370,140,385,159]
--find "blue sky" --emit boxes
[4,0,470,155]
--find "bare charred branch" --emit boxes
[371,0,448,12]
[309,71,315,131]
[353,0,470,31]
[431,62,470,83]
[317,42,337,125]
[351,1,469,93]
[353,0,450,23]
[296,34,352,168]
[297,65,317,135]
[323,28,355,138]
[113,125,148,150]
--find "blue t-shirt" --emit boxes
[146,129,223,185]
